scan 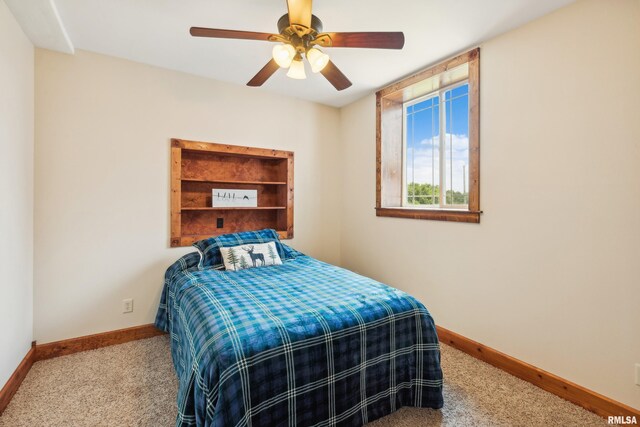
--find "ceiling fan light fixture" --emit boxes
[191,1,404,90]
[287,57,307,79]
[306,47,329,73]
[272,43,296,68]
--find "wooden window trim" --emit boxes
[376,48,480,223]
[375,208,479,223]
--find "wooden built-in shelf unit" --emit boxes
[170,139,294,247]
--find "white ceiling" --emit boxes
[9,0,575,107]
[4,0,73,54]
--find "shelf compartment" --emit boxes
[181,180,281,208]
[180,209,280,238]
[181,150,286,183]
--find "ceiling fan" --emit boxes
[190,0,405,91]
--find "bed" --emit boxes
[155,230,443,426]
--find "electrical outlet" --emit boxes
[635,363,640,386]
[122,298,133,313]
[217,217,224,228]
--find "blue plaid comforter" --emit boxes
[156,252,443,426]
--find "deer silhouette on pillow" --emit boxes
[243,245,265,267]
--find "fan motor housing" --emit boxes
[277,14,323,34]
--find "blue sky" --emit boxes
[406,83,469,198]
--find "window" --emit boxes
[376,48,480,223]
[404,82,469,208]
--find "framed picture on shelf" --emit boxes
[212,189,258,207]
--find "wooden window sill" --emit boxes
[375,207,481,223]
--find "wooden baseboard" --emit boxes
[34,324,165,361]
[0,342,35,415]
[436,326,640,419]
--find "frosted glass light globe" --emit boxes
[272,44,296,68]
[286,59,307,79]
[306,48,329,73]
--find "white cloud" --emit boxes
[407,134,469,193]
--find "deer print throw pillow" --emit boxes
[220,241,283,271]
[193,229,287,269]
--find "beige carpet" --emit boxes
[0,335,605,426]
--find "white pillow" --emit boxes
[220,241,282,271]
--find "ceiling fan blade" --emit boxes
[320,60,352,91]
[286,0,312,33]
[190,27,276,41]
[317,32,405,49]
[247,59,280,87]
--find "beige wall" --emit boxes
[0,1,34,386]
[339,0,640,410]
[34,49,341,344]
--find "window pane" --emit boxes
[444,84,469,206]
[405,96,439,206]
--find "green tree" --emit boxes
[445,189,468,204]
[239,254,249,270]
[226,248,240,270]
[267,244,278,264]
[406,182,468,206]
[407,182,439,205]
